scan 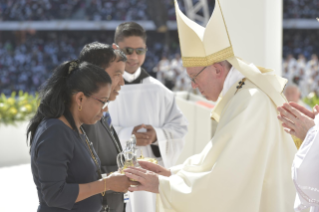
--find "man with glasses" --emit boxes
[123,1,296,211]
[79,42,127,212]
[109,22,188,212]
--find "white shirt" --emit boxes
[123,67,141,83]
[109,75,188,212]
[293,115,319,212]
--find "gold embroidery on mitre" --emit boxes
[182,46,234,67]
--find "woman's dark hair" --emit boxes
[27,61,112,149]
[79,42,127,69]
[114,22,147,44]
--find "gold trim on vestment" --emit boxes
[292,135,302,149]
[182,46,234,67]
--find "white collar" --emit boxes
[221,66,245,97]
[123,67,141,83]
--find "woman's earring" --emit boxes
[79,105,82,111]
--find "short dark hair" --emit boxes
[114,22,147,44]
[27,61,112,149]
[79,42,127,69]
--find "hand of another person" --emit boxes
[124,167,160,193]
[277,102,315,140]
[138,160,171,177]
[313,104,319,116]
[107,172,139,193]
[289,102,316,119]
[144,125,157,144]
[132,124,153,146]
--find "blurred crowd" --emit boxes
[283,29,319,98]
[283,30,319,59]
[283,0,319,19]
[0,30,186,95]
[4,0,316,22]
[0,0,83,21]
[282,53,319,98]
[0,0,214,21]
[154,54,191,92]
[3,28,319,96]
[1,0,317,97]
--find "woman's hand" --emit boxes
[106,172,139,193]
[277,102,316,140]
[124,167,160,193]
[138,160,171,177]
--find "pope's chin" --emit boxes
[205,94,218,102]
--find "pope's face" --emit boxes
[187,64,225,102]
[117,36,146,74]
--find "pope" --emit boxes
[124,0,297,211]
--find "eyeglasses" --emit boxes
[191,66,207,84]
[91,96,109,109]
[122,47,148,55]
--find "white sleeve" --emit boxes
[292,115,319,211]
[113,126,134,148]
[155,95,188,168]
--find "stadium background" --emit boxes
[0,1,318,211]
[2,0,316,97]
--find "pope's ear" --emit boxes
[212,63,223,76]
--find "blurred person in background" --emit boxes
[173,73,192,92]
[79,42,128,212]
[306,54,319,72]
[27,61,135,212]
[163,65,176,90]
[284,83,310,109]
[170,53,184,76]
[283,54,297,82]
[156,55,170,84]
[109,22,188,212]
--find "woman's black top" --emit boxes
[31,118,102,212]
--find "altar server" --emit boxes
[109,22,188,212]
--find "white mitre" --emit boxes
[175,0,287,110]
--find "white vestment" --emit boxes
[292,115,319,212]
[109,73,188,212]
[156,65,297,212]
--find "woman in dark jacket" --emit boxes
[27,61,135,212]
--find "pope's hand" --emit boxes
[138,160,171,177]
[277,102,315,140]
[124,167,160,193]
